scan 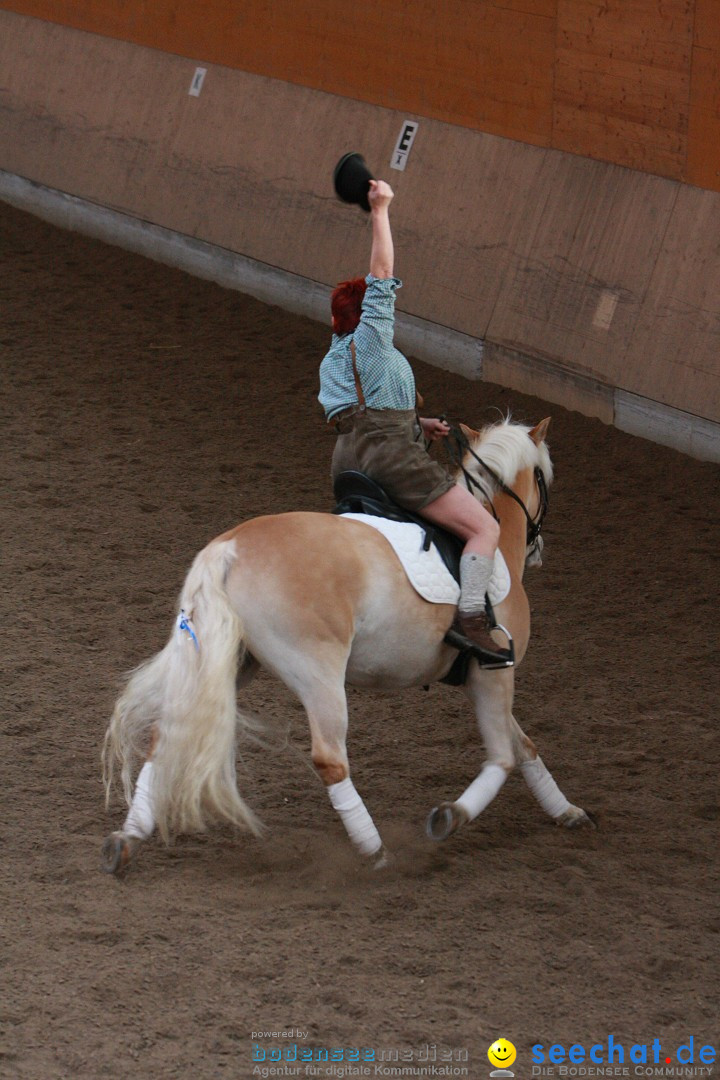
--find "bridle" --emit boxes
[444,425,549,557]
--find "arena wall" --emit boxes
[3,0,720,189]
[1,7,719,461]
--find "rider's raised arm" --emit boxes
[368,180,394,280]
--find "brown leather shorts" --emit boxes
[330,407,455,512]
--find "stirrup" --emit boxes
[444,623,515,670]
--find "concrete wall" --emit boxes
[1,9,719,460]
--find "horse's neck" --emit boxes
[494,479,532,580]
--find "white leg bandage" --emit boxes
[328,778,382,856]
[123,761,156,839]
[520,756,571,818]
[455,763,507,822]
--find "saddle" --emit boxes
[332,470,464,582]
[332,471,514,680]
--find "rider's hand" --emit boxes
[368,180,394,210]
[420,417,451,442]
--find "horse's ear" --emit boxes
[529,417,551,446]
[459,422,481,442]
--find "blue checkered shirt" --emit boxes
[318,275,416,420]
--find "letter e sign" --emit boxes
[189,67,207,97]
[390,121,419,171]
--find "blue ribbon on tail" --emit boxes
[177,609,200,651]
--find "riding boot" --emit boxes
[457,610,507,656]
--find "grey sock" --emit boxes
[459,553,494,615]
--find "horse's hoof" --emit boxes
[557,807,598,830]
[426,802,467,841]
[370,845,394,870]
[101,832,138,874]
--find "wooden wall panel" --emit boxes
[486,155,679,384]
[0,0,557,147]
[687,0,720,188]
[624,185,720,418]
[388,133,550,338]
[0,15,374,284]
[553,0,693,179]
[3,0,720,190]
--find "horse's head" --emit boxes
[456,417,553,568]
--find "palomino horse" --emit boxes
[101,417,592,873]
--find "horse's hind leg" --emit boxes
[509,715,595,828]
[102,721,169,874]
[101,771,152,874]
[102,650,263,875]
[290,666,388,866]
[101,757,157,874]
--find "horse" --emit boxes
[101,416,593,874]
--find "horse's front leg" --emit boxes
[509,715,595,829]
[426,664,595,840]
[427,664,516,840]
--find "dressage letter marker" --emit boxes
[391,121,419,171]
[189,67,207,97]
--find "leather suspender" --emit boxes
[333,339,421,424]
[350,340,366,411]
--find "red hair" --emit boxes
[331,277,367,335]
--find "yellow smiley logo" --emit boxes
[488,1039,517,1069]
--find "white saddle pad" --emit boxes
[341,513,511,607]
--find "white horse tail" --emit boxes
[102,537,261,842]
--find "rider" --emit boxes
[318,178,506,661]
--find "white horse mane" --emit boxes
[464,418,553,492]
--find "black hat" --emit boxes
[333,152,375,212]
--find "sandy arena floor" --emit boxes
[2,201,719,1080]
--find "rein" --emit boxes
[444,425,549,549]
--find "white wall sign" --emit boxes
[390,121,419,171]
[189,67,207,97]
[592,289,619,331]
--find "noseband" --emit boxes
[445,426,549,553]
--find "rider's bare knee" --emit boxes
[487,516,501,545]
[473,513,500,547]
